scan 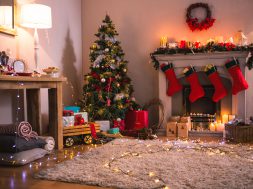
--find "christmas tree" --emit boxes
[82,15,139,123]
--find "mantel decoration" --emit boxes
[150,41,252,70]
[186,3,215,31]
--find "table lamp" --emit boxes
[20,4,52,72]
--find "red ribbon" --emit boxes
[89,123,97,139]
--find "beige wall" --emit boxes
[0,0,82,129]
[82,0,253,123]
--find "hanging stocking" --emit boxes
[160,63,182,96]
[183,66,205,103]
[225,59,248,95]
[205,65,227,102]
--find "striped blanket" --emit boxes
[0,121,38,141]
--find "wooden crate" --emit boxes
[63,123,100,137]
[225,125,253,143]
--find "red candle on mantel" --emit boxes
[194,41,201,49]
[179,40,187,48]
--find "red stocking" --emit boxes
[160,63,182,96]
[184,67,204,103]
[225,59,248,95]
[205,65,227,102]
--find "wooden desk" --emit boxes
[0,75,67,150]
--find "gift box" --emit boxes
[113,120,125,131]
[74,112,88,123]
[166,122,177,137]
[63,116,75,127]
[108,128,120,134]
[177,122,190,138]
[64,106,80,113]
[95,120,110,132]
[63,110,74,116]
[125,110,148,130]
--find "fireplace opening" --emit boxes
[183,86,220,115]
[183,85,221,131]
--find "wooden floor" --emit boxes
[0,136,223,189]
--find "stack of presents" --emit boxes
[166,116,191,138]
[62,106,150,145]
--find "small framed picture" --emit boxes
[13,60,25,73]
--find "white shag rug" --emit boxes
[35,139,253,189]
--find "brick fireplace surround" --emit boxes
[154,52,252,129]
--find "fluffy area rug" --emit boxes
[35,139,253,189]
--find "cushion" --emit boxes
[0,148,49,166]
[0,135,46,153]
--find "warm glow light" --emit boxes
[0,6,12,28]
[20,4,52,29]
[160,36,167,48]
[222,114,229,124]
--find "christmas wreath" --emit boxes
[186,3,215,31]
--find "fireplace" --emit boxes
[183,85,220,115]
[154,52,250,131]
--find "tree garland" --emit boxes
[186,3,215,31]
[150,42,251,70]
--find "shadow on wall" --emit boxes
[61,28,79,106]
[120,15,159,127]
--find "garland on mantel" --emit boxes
[150,42,253,70]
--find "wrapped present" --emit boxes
[74,112,88,123]
[63,116,74,127]
[180,116,191,123]
[166,122,177,137]
[95,120,110,132]
[113,119,125,131]
[125,110,148,130]
[64,106,80,113]
[177,122,189,138]
[74,114,84,126]
[108,128,120,134]
[63,110,74,116]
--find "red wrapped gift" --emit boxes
[113,120,125,131]
[125,110,148,130]
[63,110,74,116]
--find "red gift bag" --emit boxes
[125,110,148,130]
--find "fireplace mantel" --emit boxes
[154,51,251,129]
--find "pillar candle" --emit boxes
[216,123,225,132]
[209,123,216,132]
[222,114,229,123]
[160,37,167,48]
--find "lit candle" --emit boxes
[209,122,216,132]
[160,36,167,48]
[222,114,229,123]
[215,36,224,43]
[216,123,225,132]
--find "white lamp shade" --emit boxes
[0,6,12,28]
[20,4,52,29]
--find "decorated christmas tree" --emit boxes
[82,15,139,123]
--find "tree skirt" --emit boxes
[35,139,253,189]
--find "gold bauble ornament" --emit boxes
[116,83,120,87]
[98,108,105,115]
[123,68,127,72]
[92,44,97,49]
